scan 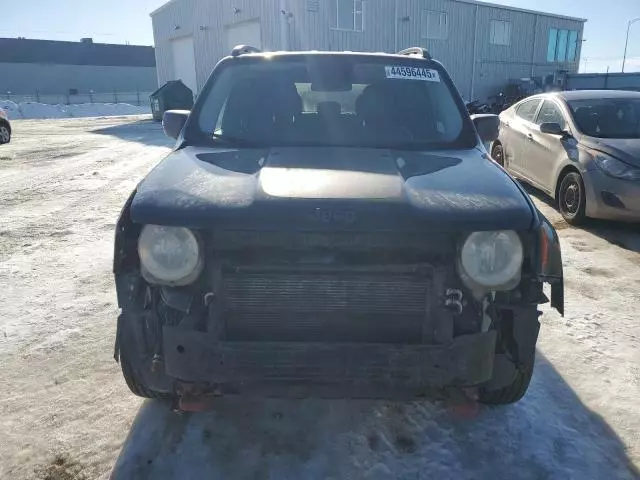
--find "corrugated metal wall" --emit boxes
[151,0,584,101]
[397,0,478,98]
[0,63,157,96]
[473,7,583,100]
[151,0,282,94]
[286,0,395,52]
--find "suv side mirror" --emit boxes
[471,114,499,143]
[539,122,565,136]
[163,110,190,139]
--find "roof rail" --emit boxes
[230,45,262,57]
[396,47,432,60]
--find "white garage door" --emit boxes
[171,36,198,95]
[226,20,262,52]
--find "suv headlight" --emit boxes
[138,225,204,286]
[459,230,523,290]
[593,154,640,181]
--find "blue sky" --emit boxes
[2,0,639,73]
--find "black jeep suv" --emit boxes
[113,46,564,407]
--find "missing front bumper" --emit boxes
[162,327,497,398]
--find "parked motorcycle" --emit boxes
[465,100,491,115]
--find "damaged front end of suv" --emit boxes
[112,47,564,408]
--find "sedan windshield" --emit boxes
[196,56,475,149]
[568,98,640,139]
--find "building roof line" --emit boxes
[450,0,587,23]
[150,0,179,17]
[149,0,587,23]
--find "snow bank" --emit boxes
[0,100,149,120]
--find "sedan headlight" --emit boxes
[138,225,203,286]
[459,230,523,290]
[593,154,640,181]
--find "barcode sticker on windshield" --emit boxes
[385,66,440,82]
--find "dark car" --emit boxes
[0,107,11,144]
[113,46,564,408]
[492,90,640,224]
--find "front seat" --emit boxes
[356,84,412,143]
[573,107,598,136]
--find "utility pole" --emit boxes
[622,17,640,72]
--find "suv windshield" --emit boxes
[196,55,475,149]
[568,98,640,139]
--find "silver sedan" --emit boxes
[492,90,640,224]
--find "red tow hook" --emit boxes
[173,382,222,412]
[449,387,481,418]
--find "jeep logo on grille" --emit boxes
[310,208,356,225]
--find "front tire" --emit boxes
[558,171,586,225]
[0,123,10,144]
[491,143,505,167]
[120,354,170,400]
[478,356,534,405]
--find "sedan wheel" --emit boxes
[0,125,10,144]
[491,144,505,167]
[558,172,586,225]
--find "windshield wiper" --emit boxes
[211,133,261,147]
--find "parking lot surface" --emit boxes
[0,117,638,479]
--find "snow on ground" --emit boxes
[0,117,638,479]
[0,100,149,120]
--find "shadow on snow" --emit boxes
[110,352,638,480]
[91,119,174,148]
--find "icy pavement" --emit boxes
[0,117,638,479]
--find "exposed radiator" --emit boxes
[221,265,432,343]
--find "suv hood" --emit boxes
[581,137,640,168]
[131,146,534,231]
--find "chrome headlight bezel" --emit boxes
[457,230,524,292]
[137,225,204,286]
[593,153,640,181]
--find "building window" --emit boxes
[556,29,568,61]
[547,29,558,62]
[335,0,363,31]
[567,30,579,61]
[422,11,448,40]
[547,28,579,62]
[490,20,511,46]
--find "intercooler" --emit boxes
[220,264,432,343]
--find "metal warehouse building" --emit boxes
[0,38,157,100]
[150,0,585,102]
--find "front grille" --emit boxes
[211,230,452,252]
[221,265,431,343]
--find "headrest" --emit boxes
[317,101,341,117]
[573,106,597,133]
[356,84,392,122]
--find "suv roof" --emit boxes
[229,45,434,61]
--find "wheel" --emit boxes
[557,171,586,225]
[0,123,10,144]
[120,354,170,400]
[478,356,534,405]
[491,143,505,167]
